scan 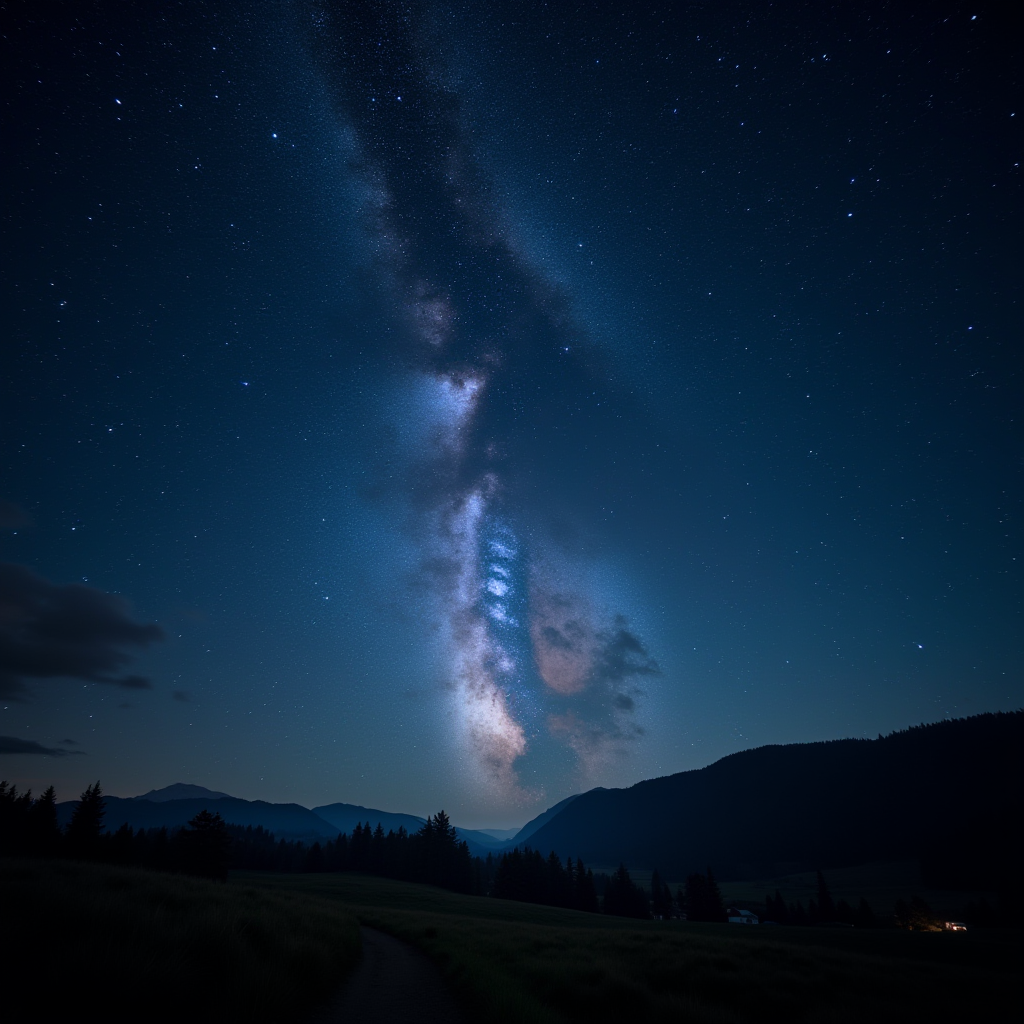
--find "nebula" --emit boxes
[303,2,658,796]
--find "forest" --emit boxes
[4,777,1002,928]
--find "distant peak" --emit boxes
[134,783,233,803]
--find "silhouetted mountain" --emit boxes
[53,787,515,855]
[312,802,426,836]
[513,792,581,845]
[453,827,513,855]
[523,712,1023,888]
[133,783,232,802]
[57,795,338,841]
[312,802,499,857]
[475,827,520,841]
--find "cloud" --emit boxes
[591,615,661,687]
[0,563,164,700]
[0,735,84,756]
[0,501,31,530]
[537,602,659,769]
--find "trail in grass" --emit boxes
[311,925,466,1024]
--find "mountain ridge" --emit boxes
[520,711,1023,886]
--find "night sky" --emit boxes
[2,2,1020,827]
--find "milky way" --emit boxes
[304,2,659,797]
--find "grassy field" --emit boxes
[599,861,994,920]
[248,871,1022,1023]
[0,859,360,1022]
[5,860,1017,1022]
[715,860,995,919]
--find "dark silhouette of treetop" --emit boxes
[65,781,105,860]
[179,808,230,881]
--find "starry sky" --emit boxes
[1,2,1020,827]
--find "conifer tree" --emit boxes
[651,869,673,918]
[705,866,726,922]
[816,870,836,922]
[0,782,33,855]
[179,809,230,881]
[685,867,726,922]
[28,785,61,856]
[110,822,135,864]
[65,781,105,860]
[603,864,650,918]
[578,863,600,914]
[304,840,325,873]
[371,823,385,873]
[855,897,876,928]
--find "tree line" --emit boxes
[0,780,475,890]
[0,780,1007,926]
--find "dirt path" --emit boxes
[310,926,467,1023]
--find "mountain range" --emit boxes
[55,789,523,856]
[56,711,1021,886]
[523,711,1022,887]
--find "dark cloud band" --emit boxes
[0,735,84,756]
[0,563,164,700]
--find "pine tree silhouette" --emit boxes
[685,867,726,922]
[28,785,61,856]
[603,864,650,918]
[179,809,230,880]
[855,897,876,928]
[65,781,105,860]
[651,869,673,918]
[304,840,326,873]
[816,870,836,922]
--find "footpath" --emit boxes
[311,926,466,1023]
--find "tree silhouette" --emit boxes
[816,870,836,922]
[304,840,326,873]
[651,869,674,918]
[28,785,61,856]
[65,781,105,860]
[603,864,650,918]
[178,809,230,881]
[764,889,788,924]
[684,866,726,922]
[110,822,135,865]
[855,897,877,928]
[573,859,600,913]
[0,782,33,855]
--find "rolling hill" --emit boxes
[520,712,1023,887]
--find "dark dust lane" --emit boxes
[310,926,466,1023]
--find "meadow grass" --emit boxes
[713,860,996,919]
[0,859,360,1022]
[249,871,1022,1023]
[5,860,1017,1023]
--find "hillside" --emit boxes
[56,794,339,841]
[313,801,426,837]
[522,712,1023,886]
[54,789,499,855]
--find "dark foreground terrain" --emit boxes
[4,858,1018,1022]
[0,859,360,1022]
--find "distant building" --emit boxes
[727,907,759,925]
[943,921,967,932]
